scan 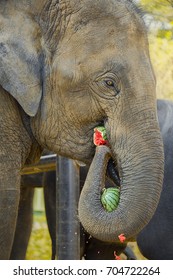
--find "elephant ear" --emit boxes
[0,30,42,117]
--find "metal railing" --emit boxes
[21,154,57,175]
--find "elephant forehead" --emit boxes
[54,32,143,87]
[70,0,144,33]
[55,17,145,70]
[53,3,147,86]
[54,46,121,86]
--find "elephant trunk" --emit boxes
[78,116,164,242]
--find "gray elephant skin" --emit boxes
[137,99,173,260]
[43,99,173,260]
[12,99,173,260]
[0,0,164,259]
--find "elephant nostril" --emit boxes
[106,158,120,187]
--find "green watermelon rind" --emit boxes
[95,126,107,140]
[101,188,120,212]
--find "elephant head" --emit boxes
[0,0,164,243]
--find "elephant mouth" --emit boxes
[93,120,121,187]
[106,158,120,187]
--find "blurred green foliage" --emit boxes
[26,212,51,260]
[139,0,173,99]
[140,0,173,24]
[149,36,173,99]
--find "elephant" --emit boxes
[136,99,173,260]
[12,99,173,260]
[0,0,164,259]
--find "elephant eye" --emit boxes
[95,73,121,97]
[104,79,120,94]
[105,80,115,88]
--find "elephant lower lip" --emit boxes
[106,158,120,186]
